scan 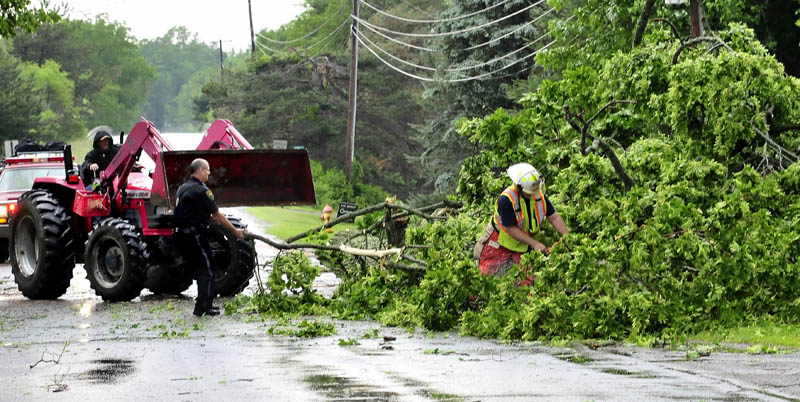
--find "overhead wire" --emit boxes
[350,0,546,38]
[355,6,559,54]
[357,20,438,52]
[256,18,350,56]
[464,8,555,51]
[396,0,434,17]
[361,0,514,24]
[355,28,557,83]
[356,25,555,73]
[258,1,348,45]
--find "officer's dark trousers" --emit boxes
[174,229,215,312]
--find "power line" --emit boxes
[356,25,554,73]
[357,19,437,52]
[254,39,285,54]
[355,6,561,54]
[355,29,556,83]
[361,0,514,24]
[350,0,545,38]
[256,19,350,56]
[297,19,351,57]
[258,2,348,45]
[464,8,555,51]
[396,0,434,17]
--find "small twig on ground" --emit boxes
[30,342,68,370]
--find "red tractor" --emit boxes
[9,119,315,301]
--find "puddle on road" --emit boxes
[81,358,136,384]
[599,367,657,378]
[390,374,464,402]
[304,373,399,401]
[555,353,594,364]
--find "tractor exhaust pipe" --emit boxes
[63,144,74,173]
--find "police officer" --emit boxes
[173,158,245,316]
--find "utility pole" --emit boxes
[248,0,256,55]
[219,40,224,83]
[345,0,359,180]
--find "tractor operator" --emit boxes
[82,130,120,188]
[475,163,568,285]
[173,158,245,317]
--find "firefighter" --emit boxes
[81,130,119,187]
[474,163,568,284]
[173,158,245,316]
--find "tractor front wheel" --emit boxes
[84,218,147,301]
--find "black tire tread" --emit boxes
[210,216,256,296]
[10,190,75,299]
[84,217,147,301]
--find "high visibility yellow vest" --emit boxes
[492,186,546,252]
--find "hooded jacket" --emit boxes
[82,131,120,185]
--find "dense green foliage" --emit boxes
[452,24,800,339]
[0,43,42,141]
[0,0,60,38]
[230,19,800,343]
[7,17,154,139]
[311,159,388,208]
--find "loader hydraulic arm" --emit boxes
[101,120,173,200]
[197,119,254,150]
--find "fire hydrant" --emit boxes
[321,204,333,232]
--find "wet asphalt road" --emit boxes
[1,211,799,402]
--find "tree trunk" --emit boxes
[633,0,658,47]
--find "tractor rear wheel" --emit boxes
[84,218,147,301]
[207,215,255,296]
[10,190,76,299]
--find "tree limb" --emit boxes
[651,18,682,41]
[564,102,637,193]
[586,100,636,128]
[285,201,451,244]
[673,36,733,64]
[586,133,636,193]
[632,0,658,47]
[246,232,427,272]
[751,119,799,163]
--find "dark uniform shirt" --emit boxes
[174,177,218,229]
[498,193,555,230]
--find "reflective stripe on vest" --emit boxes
[492,186,546,252]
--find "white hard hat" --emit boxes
[507,163,543,194]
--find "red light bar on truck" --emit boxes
[5,156,68,165]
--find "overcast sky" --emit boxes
[63,0,307,52]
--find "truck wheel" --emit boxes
[207,216,255,296]
[10,190,76,299]
[84,218,147,301]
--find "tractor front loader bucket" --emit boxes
[150,149,316,208]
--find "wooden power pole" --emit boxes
[345,0,360,180]
[248,0,256,55]
[219,40,224,83]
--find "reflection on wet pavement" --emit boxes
[305,373,400,402]
[80,358,136,384]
